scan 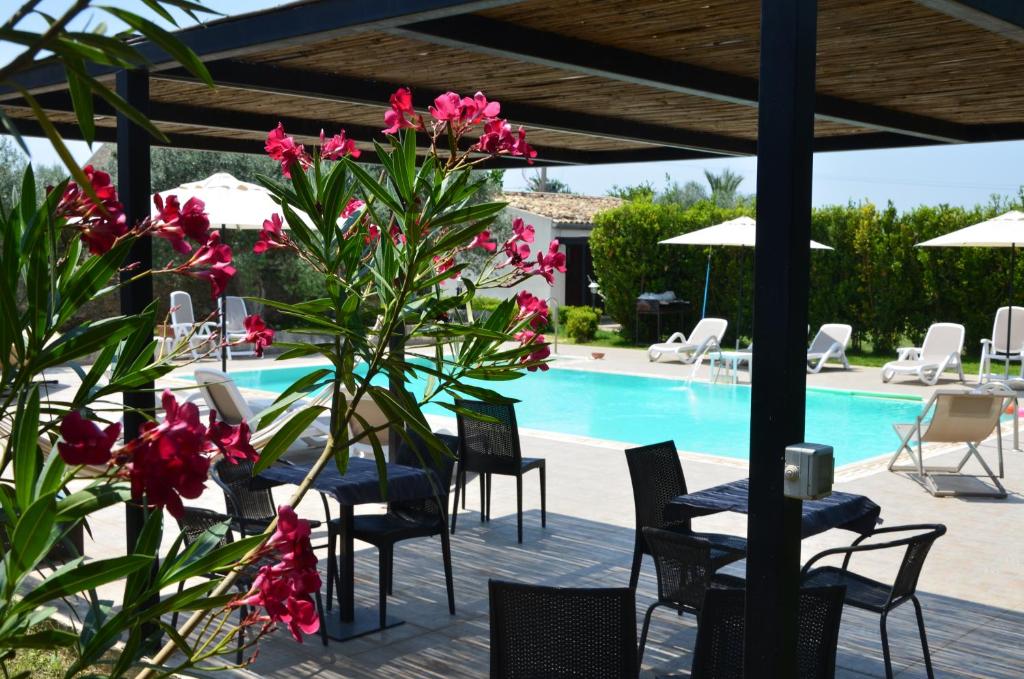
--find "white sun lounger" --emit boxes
[806,323,852,373]
[881,323,965,386]
[889,385,1010,498]
[979,306,1024,382]
[170,290,217,359]
[648,317,727,364]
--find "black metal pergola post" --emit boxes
[745,1,817,677]
[116,69,154,554]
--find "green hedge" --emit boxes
[563,306,599,342]
[592,196,1024,354]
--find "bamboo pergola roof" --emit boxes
[2,0,1023,165]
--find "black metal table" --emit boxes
[664,478,881,538]
[258,457,440,641]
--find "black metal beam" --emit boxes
[0,0,524,100]
[392,14,975,144]
[154,61,755,156]
[746,1,817,676]
[915,0,1024,41]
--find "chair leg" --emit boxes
[516,473,523,544]
[880,609,894,679]
[628,536,643,591]
[911,596,935,679]
[440,526,456,615]
[171,581,185,628]
[378,546,391,629]
[314,591,328,646]
[539,463,546,528]
[479,471,487,523]
[236,603,247,664]
[325,524,336,611]
[386,548,394,596]
[485,473,492,521]
[637,602,663,674]
[450,463,462,532]
[461,467,466,509]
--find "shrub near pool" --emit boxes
[564,306,599,343]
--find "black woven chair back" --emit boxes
[390,431,460,520]
[890,525,946,602]
[176,507,233,548]
[691,585,846,679]
[489,579,637,679]
[455,399,521,474]
[625,441,690,534]
[643,527,714,610]
[212,458,276,524]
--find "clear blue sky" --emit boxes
[7,1,1024,211]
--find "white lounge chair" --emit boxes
[889,385,1010,498]
[979,306,1024,382]
[218,295,256,359]
[648,317,727,364]
[881,323,965,386]
[170,290,217,359]
[806,323,852,373]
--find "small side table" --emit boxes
[709,350,752,384]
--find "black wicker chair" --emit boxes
[327,431,459,628]
[172,507,328,660]
[211,457,324,539]
[625,441,747,591]
[488,579,637,679]
[801,523,946,679]
[450,399,545,544]
[690,585,846,679]
[637,527,747,670]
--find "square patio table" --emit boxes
[664,478,881,538]
[257,456,440,641]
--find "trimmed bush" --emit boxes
[564,306,599,343]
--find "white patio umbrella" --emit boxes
[916,210,1024,378]
[153,172,300,371]
[660,216,833,344]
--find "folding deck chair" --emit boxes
[888,386,1011,498]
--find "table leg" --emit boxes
[731,356,738,384]
[321,504,404,641]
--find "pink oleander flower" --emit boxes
[243,314,274,357]
[389,223,406,245]
[238,506,321,642]
[207,411,259,464]
[254,213,288,254]
[340,198,365,220]
[433,255,458,280]
[383,87,423,134]
[152,194,210,254]
[511,217,535,244]
[516,291,549,330]
[57,411,121,466]
[365,222,381,245]
[320,128,361,160]
[126,390,211,519]
[468,229,496,252]
[179,197,211,242]
[514,329,551,371]
[265,123,312,178]
[429,91,463,124]
[179,232,236,298]
[57,165,127,255]
[462,91,500,124]
[533,239,567,285]
[475,120,536,163]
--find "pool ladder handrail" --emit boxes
[546,297,559,355]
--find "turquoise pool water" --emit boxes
[224,362,924,466]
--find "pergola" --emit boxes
[4,1,1022,675]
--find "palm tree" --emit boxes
[704,168,745,207]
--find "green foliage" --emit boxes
[563,306,599,343]
[525,171,571,194]
[589,200,752,341]
[593,194,1024,353]
[607,181,655,202]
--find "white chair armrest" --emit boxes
[665,332,686,344]
[896,346,920,361]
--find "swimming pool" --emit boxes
[224,362,924,466]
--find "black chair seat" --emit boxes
[230,516,322,536]
[802,566,893,612]
[659,524,747,567]
[520,457,544,472]
[345,514,440,544]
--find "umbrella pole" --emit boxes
[1007,245,1016,379]
[701,247,712,319]
[220,224,227,373]
[735,250,745,349]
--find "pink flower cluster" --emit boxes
[381,87,536,163]
[237,506,321,642]
[498,218,567,284]
[243,314,275,357]
[266,123,362,177]
[57,390,259,519]
[515,291,549,330]
[514,329,551,372]
[170,231,237,299]
[254,213,289,254]
[320,128,361,161]
[152,194,211,254]
[56,165,127,255]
